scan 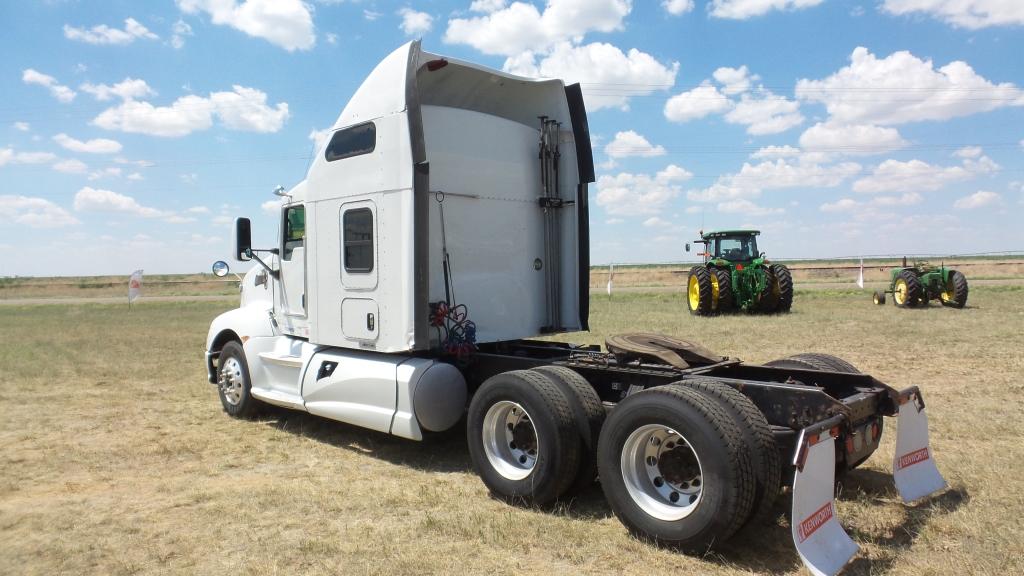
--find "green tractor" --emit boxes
[684,229,793,315]
[873,258,968,308]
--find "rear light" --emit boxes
[426,59,448,72]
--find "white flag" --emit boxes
[128,269,144,303]
[856,258,864,289]
[606,264,614,296]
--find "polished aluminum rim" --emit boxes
[621,424,703,521]
[218,356,244,406]
[482,400,537,481]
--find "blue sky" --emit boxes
[1,0,1022,276]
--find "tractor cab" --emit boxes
[688,230,760,264]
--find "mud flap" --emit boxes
[791,419,858,576]
[893,388,947,502]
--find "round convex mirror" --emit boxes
[212,260,230,277]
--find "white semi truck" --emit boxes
[206,42,946,575]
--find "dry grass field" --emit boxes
[2,286,1023,575]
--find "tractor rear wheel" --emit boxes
[712,268,734,313]
[893,270,923,308]
[597,385,755,551]
[940,270,969,309]
[770,264,793,313]
[687,266,714,316]
[756,265,777,312]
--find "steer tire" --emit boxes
[216,341,261,419]
[687,266,715,316]
[770,264,794,313]
[597,385,755,552]
[941,270,969,309]
[712,268,734,313]
[531,366,606,494]
[678,378,781,528]
[467,370,581,505]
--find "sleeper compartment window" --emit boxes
[343,208,374,273]
[325,122,376,162]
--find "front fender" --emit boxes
[205,302,276,382]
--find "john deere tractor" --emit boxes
[684,230,793,315]
[873,259,968,308]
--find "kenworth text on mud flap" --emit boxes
[204,42,947,576]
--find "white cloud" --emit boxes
[688,156,861,203]
[0,195,79,228]
[171,19,194,49]
[209,85,290,132]
[471,0,509,13]
[0,148,58,166]
[953,190,1001,209]
[713,65,757,95]
[93,85,288,137]
[88,167,123,181]
[187,206,210,214]
[730,157,861,190]
[799,122,908,156]
[398,8,433,35]
[52,159,89,174]
[63,17,159,45]
[309,127,332,152]
[22,69,76,103]
[261,199,283,215]
[954,145,982,159]
[73,187,166,218]
[325,32,338,44]
[605,131,666,158]
[444,0,632,56]
[127,172,144,181]
[643,216,673,228]
[13,122,30,132]
[80,78,157,101]
[820,198,860,213]
[662,0,695,15]
[796,47,1024,126]
[596,164,693,216]
[504,42,678,111]
[363,9,382,20]
[724,90,804,135]
[53,133,123,154]
[710,0,824,20]
[882,0,1024,30]
[177,0,315,51]
[717,199,784,216]
[750,145,801,159]
[664,82,733,122]
[852,152,998,194]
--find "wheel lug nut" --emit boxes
[653,476,664,488]
[669,492,680,503]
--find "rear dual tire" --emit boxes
[940,270,969,308]
[598,385,757,551]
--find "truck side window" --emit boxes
[283,205,305,261]
[343,208,373,272]
[325,122,375,162]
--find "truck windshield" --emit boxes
[715,236,758,261]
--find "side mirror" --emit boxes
[685,243,690,252]
[212,261,230,277]
[235,217,252,261]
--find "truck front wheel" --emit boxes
[216,341,261,418]
[467,370,581,505]
[597,385,755,551]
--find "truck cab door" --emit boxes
[279,203,309,338]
